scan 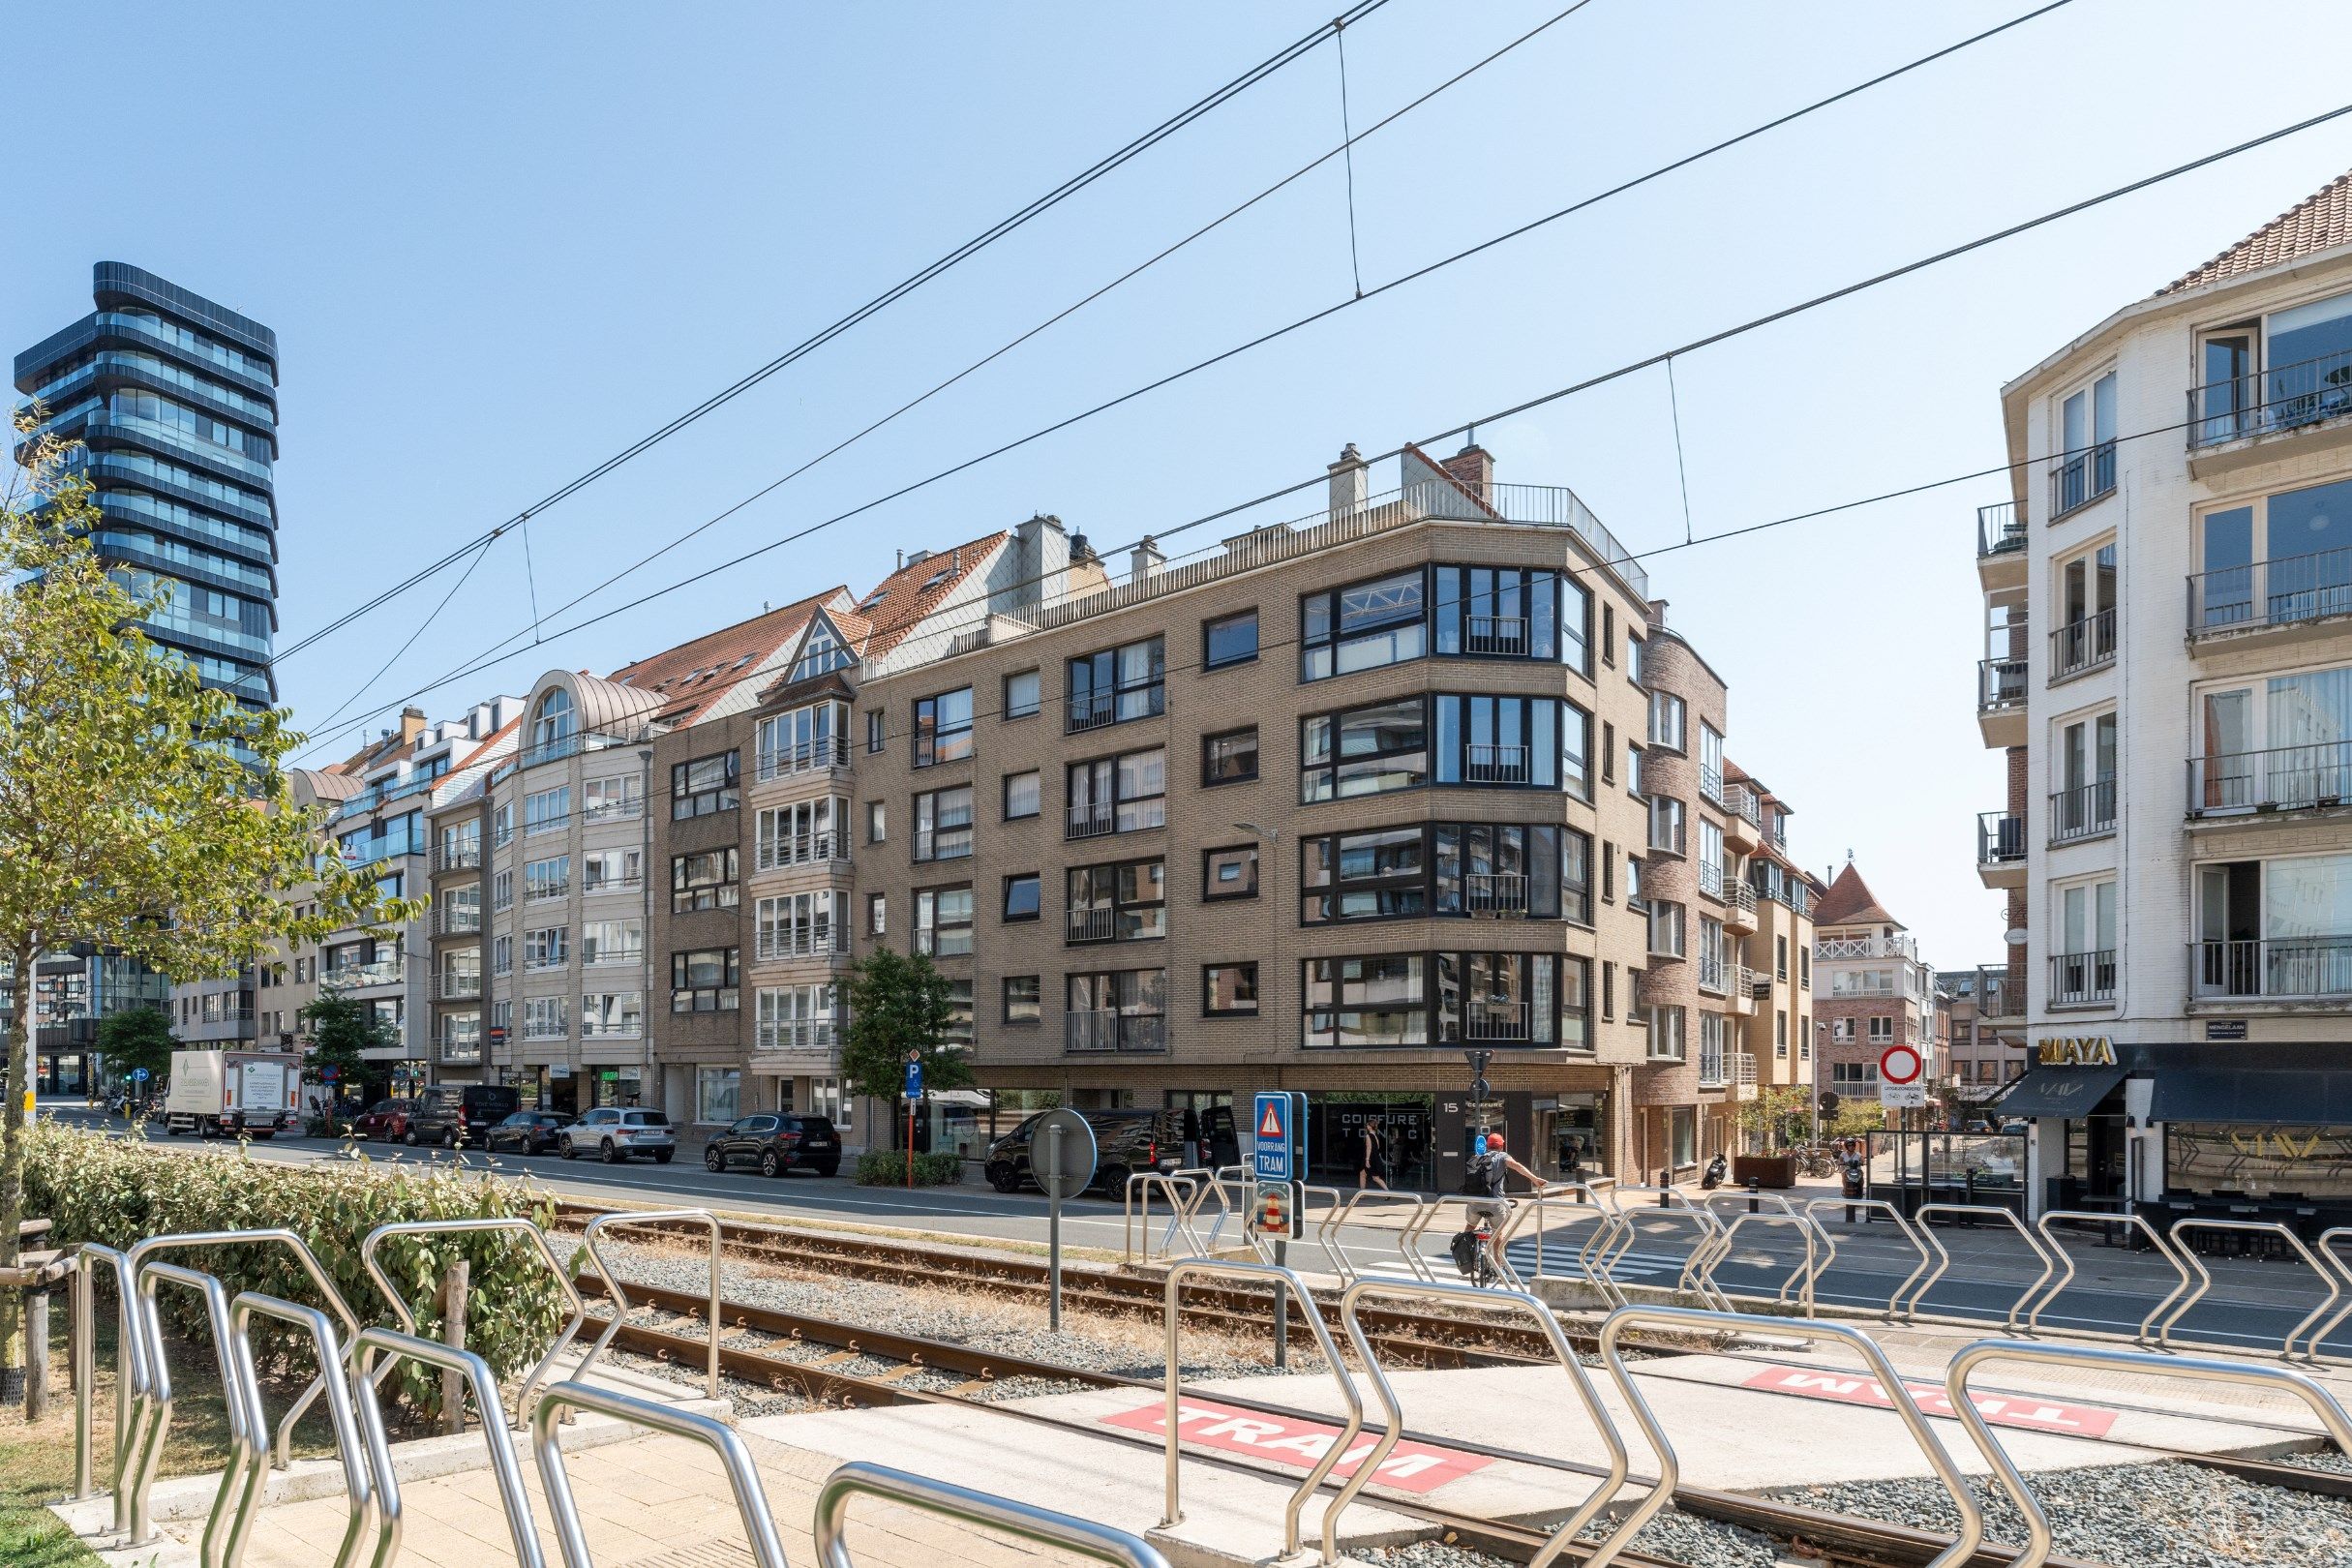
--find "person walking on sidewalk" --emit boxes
[1357,1117,1391,1191]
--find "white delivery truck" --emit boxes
[164,1049,300,1138]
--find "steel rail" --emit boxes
[1160,1258,1361,1564]
[1327,1278,1629,1568]
[1945,1339,2352,1568]
[573,1208,722,1399]
[1592,1305,1986,1568]
[818,1459,1172,1568]
[358,1216,590,1422]
[533,1379,790,1568]
[2024,1210,2192,1345]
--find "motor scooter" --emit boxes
[1699,1153,1729,1191]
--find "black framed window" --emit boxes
[1066,859,1164,944]
[1301,568,1426,681]
[1301,697,1427,803]
[1301,822,1587,924]
[1004,669,1040,720]
[1003,872,1040,921]
[671,848,739,914]
[915,886,974,957]
[1003,769,1040,820]
[865,710,885,753]
[1302,827,1427,923]
[1432,693,1586,793]
[1303,954,1428,1047]
[913,686,975,767]
[671,948,739,1012]
[1065,969,1167,1053]
[1067,636,1163,732]
[1436,951,1563,1044]
[1204,962,1258,1016]
[1203,727,1258,786]
[1067,747,1165,838]
[671,751,739,819]
[1432,564,1589,673]
[1203,609,1259,669]
[1203,844,1258,901]
[1003,975,1040,1024]
[914,786,975,861]
[1301,950,1568,1048]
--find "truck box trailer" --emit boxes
[164,1049,299,1138]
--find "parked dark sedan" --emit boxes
[350,1098,416,1142]
[703,1114,842,1178]
[483,1110,573,1156]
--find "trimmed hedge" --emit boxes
[21,1121,570,1415]
[854,1149,963,1187]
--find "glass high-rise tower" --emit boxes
[14,261,280,705]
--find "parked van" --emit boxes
[982,1106,1191,1195]
[405,1083,521,1147]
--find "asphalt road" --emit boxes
[46,1103,2347,1356]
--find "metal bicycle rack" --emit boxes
[1945,1339,2352,1568]
[1327,1279,1631,1568]
[1317,1189,1427,1284]
[1593,1306,1988,1568]
[124,1227,364,1469]
[220,1291,377,1568]
[1801,1198,1930,1320]
[1159,1258,1363,1565]
[817,1459,1173,1568]
[1591,1187,1722,1303]
[2300,1225,2352,1361]
[353,1323,546,1568]
[1689,1213,1821,1314]
[2159,1218,2342,1360]
[1397,1195,1518,1288]
[573,1208,723,1400]
[1285,1183,1351,1278]
[359,1217,593,1423]
[2024,1211,2191,1345]
[532,1378,790,1568]
[1124,1173,1203,1265]
[72,1243,153,1530]
[1898,1203,2055,1333]
[1497,1187,1625,1306]
[126,1258,246,1553]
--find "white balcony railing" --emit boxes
[756,739,851,781]
[1815,934,1919,963]
[756,831,846,871]
[323,958,404,988]
[1462,872,1527,917]
[755,1019,840,1054]
[1065,1010,1167,1053]
[756,931,851,962]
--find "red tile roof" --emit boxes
[606,588,843,726]
[2158,167,2352,295]
[1811,861,1900,929]
[847,532,1007,658]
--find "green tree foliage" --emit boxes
[94,1007,176,1089]
[0,417,418,1394]
[1734,1084,1813,1151]
[299,989,397,1096]
[839,949,970,1104]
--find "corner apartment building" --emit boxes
[1937,967,2027,1103]
[1977,168,2352,1215]
[1810,862,1940,1115]
[852,443,1816,1189]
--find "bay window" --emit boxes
[1068,636,1164,731]
[913,686,975,766]
[1067,747,1164,837]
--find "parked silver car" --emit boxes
[558,1106,676,1163]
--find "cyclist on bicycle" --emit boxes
[1453,1131,1543,1283]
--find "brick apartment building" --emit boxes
[1809,861,1941,1119]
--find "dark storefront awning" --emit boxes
[1992,1064,2127,1118]
[2149,1067,2352,1126]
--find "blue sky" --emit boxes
[9,0,2352,968]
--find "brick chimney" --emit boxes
[1442,442,1493,496]
[1327,443,1369,521]
[399,706,429,745]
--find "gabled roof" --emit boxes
[1811,861,1901,929]
[2158,167,2352,296]
[605,588,841,727]
[848,533,1007,658]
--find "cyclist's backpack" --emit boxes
[1449,1225,1484,1276]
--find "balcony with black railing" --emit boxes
[1464,614,1530,655]
[1465,743,1530,785]
[2193,937,2352,1003]
[1463,872,1528,918]
[2048,440,2116,520]
[2047,780,2116,844]
[2186,547,2352,643]
[1978,656,2027,713]
[2047,949,2115,1008]
[2187,347,2352,452]
[2188,741,2352,818]
[1976,500,2027,560]
[1977,811,2026,885]
[1975,963,2023,1022]
[2048,610,2116,681]
[1066,1010,1167,1053]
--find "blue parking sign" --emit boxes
[1252,1093,1291,1181]
[903,1055,923,1101]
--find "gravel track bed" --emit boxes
[1771,1461,2352,1568]
[1360,1503,1783,1568]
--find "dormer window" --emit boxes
[530,688,574,752]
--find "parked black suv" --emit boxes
[483,1110,574,1156]
[702,1114,842,1178]
[983,1107,1194,1195]
[406,1083,521,1148]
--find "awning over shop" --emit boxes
[1991,1063,2127,1118]
[2149,1067,2352,1127]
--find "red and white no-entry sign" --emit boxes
[1879,1043,1923,1085]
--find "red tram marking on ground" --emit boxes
[1740,1365,2119,1437]
[1100,1398,1493,1492]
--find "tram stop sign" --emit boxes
[1032,1107,1098,1202]
[1251,1180,1302,1241]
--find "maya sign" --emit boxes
[1740,1366,2117,1437]
[2037,1037,2116,1067]
[1101,1398,1491,1493]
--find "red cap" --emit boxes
[1486,1131,1506,1149]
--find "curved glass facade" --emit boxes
[14,262,281,703]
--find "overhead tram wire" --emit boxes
[291,1,2083,751]
[293,0,1610,722]
[301,72,2341,755]
[272,0,1395,665]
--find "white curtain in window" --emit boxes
[2266,853,2352,940]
